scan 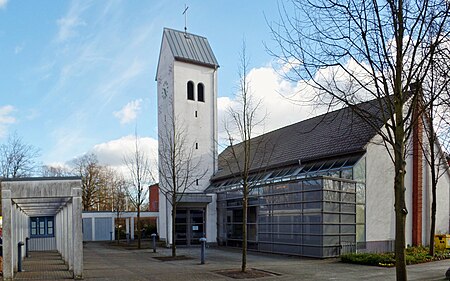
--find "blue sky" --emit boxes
[0,0,316,170]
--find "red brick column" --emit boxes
[412,109,423,246]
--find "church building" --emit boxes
[156,28,450,257]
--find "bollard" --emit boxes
[151,233,157,253]
[18,241,24,272]
[25,237,30,258]
[199,237,207,264]
[110,231,113,241]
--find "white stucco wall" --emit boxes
[365,128,450,246]
[433,152,450,235]
[172,60,217,192]
[365,134,396,242]
[206,193,217,243]
[156,36,173,244]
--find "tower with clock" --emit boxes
[156,28,219,246]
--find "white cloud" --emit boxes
[113,99,142,125]
[56,1,89,42]
[90,135,158,178]
[14,44,24,54]
[0,105,16,138]
[0,0,7,9]
[219,58,377,146]
[218,65,328,144]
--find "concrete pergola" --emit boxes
[1,177,83,280]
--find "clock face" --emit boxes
[162,81,169,99]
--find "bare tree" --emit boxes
[269,1,450,280]
[419,47,450,255]
[222,43,271,272]
[158,114,207,257]
[123,133,154,249]
[71,153,105,211]
[108,170,127,244]
[41,164,73,177]
[0,132,40,178]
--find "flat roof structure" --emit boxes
[1,177,83,280]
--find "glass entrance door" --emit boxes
[175,208,206,246]
[190,210,205,245]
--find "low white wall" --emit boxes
[29,237,56,251]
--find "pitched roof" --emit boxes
[212,98,389,181]
[162,28,219,68]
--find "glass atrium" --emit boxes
[211,155,366,258]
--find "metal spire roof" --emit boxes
[163,28,219,68]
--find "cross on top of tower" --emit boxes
[182,4,189,34]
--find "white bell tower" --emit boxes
[156,28,219,245]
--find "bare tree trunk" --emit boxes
[429,131,437,256]
[430,187,437,256]
[241,188,248,272]
[117,222,120,245]
[394,137,407,281]
[171,201,177,257]
[137,207,141,249]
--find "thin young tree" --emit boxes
[123,133,154,249]
[270,1,450,280]
[222,42,271,272]
[158,114,207,257]
[109,170,127,244]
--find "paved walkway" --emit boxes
[12,242,450,280]
[14,251,72,280]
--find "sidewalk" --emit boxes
[82,242,449,281]
[12,242,450,280]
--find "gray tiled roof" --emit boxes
[163,28,219,68]
[212,98,390,181]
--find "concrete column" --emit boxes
[126,218,130,237]
[56,211,61,253]
[131,217,135,240]
[64,207,68,262]
[68,202,74,271]
[20,211,25,259]
[2,189,13,280]
[61,208,66,261]
[111,216,115,241]
[72,188,83,279]
[13,205,18,272]
[58,211,61,254]
[92,217,96,241]
[64,205,69,264]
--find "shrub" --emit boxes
[341,246,450,267]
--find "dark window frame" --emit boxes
[187,81,195,100]
[30,216,55,238]
[197,83,205,102]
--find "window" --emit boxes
[197,83,205,102]
[30,216,54,237]
[187,81,194,100]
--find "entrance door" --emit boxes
[175,208,206,246]
[190,210,205,245]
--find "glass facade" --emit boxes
[215,157,366,258]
